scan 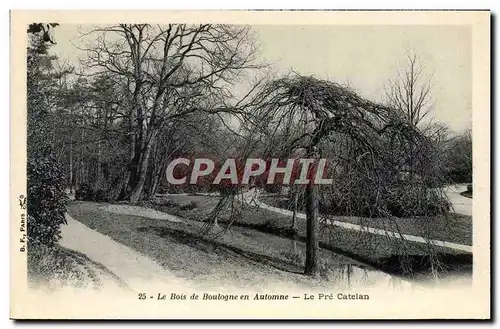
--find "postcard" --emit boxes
[10,10,490,319]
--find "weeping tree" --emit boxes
[243,74,438,276]
[199,73,445,277]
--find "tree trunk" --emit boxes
[149,165,164,198]
[119,131,140,200]
[291,187,299,255]
[79,128,85,185]
[291,187,299,230]
[129,133,156,203]
[122,81,140,199]
[144,140,161,199]
[116,170,128,199]
[127,142,142,189]
[208,195,231,230]
[69,134,73,193]
[94,139,102,190]
[304,183,319,276]
[149,172,159,196]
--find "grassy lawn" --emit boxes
[261,195,472,246]
[142,194,472,279]
[67,201,391,289]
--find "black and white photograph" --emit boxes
[10,10,490,319]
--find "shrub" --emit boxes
[385,185,450,218]
[75,183,94,201]
[27,148,68,247]
[94,189,110,202]
[317,182,450,218]
[75,183,111,202]
[316,184,381,218]
[26,33,69,248]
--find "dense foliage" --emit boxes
[444,130,472,184]
[27,36,68,247]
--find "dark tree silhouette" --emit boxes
[247,74,431,276]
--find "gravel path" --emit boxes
[443,184,472,217]
[242,189,472,253]
[59,213,190,292]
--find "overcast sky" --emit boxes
[50,24,472,132]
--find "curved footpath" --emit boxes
[240,189,472,253]
[443,184,473,217]
[59,214,190,292]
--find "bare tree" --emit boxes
[385,52,434,127]
[78,24,261,202]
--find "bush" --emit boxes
[75,183,94,201]
[317,183,451,218]
[94,189,110,202]
[316,185,381,218]
[75,183,111,202]
[27,149,68,247]
[385,186,450,218]
[27,36,68,247]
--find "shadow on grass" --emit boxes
[138,225,305,275]
[214,218,473,280]
[115,196,472,281]
[376,253,473,276]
